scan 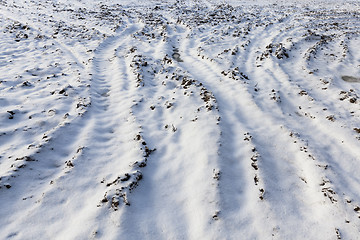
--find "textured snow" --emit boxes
[0,0,360,239]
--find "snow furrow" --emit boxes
[1,1,360,239]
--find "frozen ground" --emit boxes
[0,0,360,239]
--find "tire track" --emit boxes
[1,2,360,239]
[237,9,360,236]
[175,20,346,238]
[0,8,91,182]
[244,6,360,194]
[0,21,148,239]
[113,18,223,239]
[176,25,277,238]
[0,15,93,240]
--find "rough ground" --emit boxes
[0,0,360,239]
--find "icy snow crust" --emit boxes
[0,0,360,239]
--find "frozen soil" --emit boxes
[0,0,360,239]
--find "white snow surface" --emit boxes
[0,0,360,239]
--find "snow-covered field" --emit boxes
[1,0,360,239]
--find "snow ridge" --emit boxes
[0,0,360,239]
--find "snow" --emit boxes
[0,0,360,239]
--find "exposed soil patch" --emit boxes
[342,76,360,83]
